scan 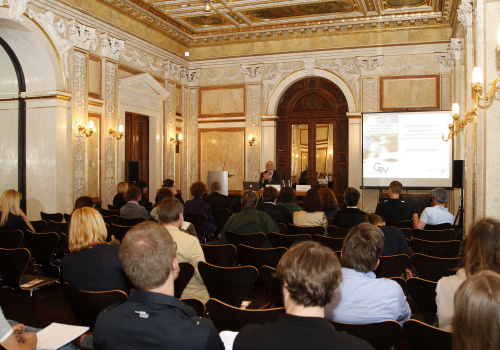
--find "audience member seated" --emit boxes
[150,187,173,221]
[318,188,340,220]
[293,189,328,234]
[158,197,210,303]
[74,196,93,210]
[375,181,412,223]
[367,214,411,258]
[452,270,500,350]
[61,207,130,294]
[0,189,36,250]
[276,186,302,215]
[119,187,150,220]
[112,182,128,206]
[135,180,152,212]
[219,191,278,248]
[184,182,217,238]
[257,187,293,225]
[333,187,367,228]
[229,241,372,350]
[93,222,224,350]
[203,181,233,215]
[413,188,454,229]
[325,223,411,324]
[159,178,184,204]
[436,218,500,331]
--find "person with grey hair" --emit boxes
[413,188,454,229]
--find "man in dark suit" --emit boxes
[375,180,412,223]
[259,161,282,188]
[203,181,233,214]
[120,186,150,219]
[333,187,366,228]
[257,186,293,225]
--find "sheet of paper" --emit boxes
[36,323,89,350]
[21,279,44,288]
[181,221,191,230]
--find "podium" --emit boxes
[207,171,229,196]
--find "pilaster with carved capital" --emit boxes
[240,64,263,83]
[457,0,473,28]
[182,68,201,87]
[356,56,383,75]
[104,61,118,204]
[100,33,124,61]
[246,84,262,181]
[435,52,454,72]
[68,20,98,52]
[164,80,177,181]
[449,38,464,62]
[165,60,182,82]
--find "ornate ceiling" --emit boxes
[101,0,458,46]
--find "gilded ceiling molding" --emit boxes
[100,33,124,61]
[449,38,464,62]
[68,20,98,51]
[240,64,263,83]
[457,0,473,28]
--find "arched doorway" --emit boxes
[276,77,348,204]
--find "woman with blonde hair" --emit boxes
[452,270,500,350]
[436,217,500,330]
[61,207,129,293]
[112,181,128,206]
[0,190,36,250]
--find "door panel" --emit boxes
[125,112,149,188]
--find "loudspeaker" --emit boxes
[453,160,464,188]
[128,161,140,183]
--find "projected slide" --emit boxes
[362,111,453,188]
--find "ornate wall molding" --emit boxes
[204,67,241,84]
[72,51,87,199]
[240,64,263,83]
[435,52,453,72]
[246,84,261,181]
[100,33,124,61]
[262,62,301,106]
[384,56,435,75]
[362,78,378,112]
[165,81,176,180]
[319,58,360,101]
[188,88,199,185]
[2,0,29,22]
[457,0,473,28]
[356,56,383,75]
[450,38,464,62]
[104,61,117,203]
[182,68,201,86]
[164,60,182,81]
[303,59,316,76]
[68,20,98,51]
[121,49,163,73]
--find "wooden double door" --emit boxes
[275,77,349,204]
[125,112,149,187]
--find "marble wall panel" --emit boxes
[176,86,182,116]
[200,129,245,191]
[0,108,18,192]
[200,87,245,117]
[381,76,439,111]
[87,114,101,198]
[89,58,101,97]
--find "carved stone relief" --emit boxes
[435,52,454,72]
[2,0,30,22]
[240,64,263,83]
[383,56,435,75]
[204,67,242,84]
[303,58,315,76]
[441,74,451,110]
[122,49,163,73]
[164,60,182,82]
[72,51,87,199]
[246,84,261,181]
[450,38,464,62]
[68,20,98,51]
[100,33,124,61]
[165,81,176,180]
[182,68,201,86]
[362,78,378,112]
[319,58,360,101]
[262,62,301,106]
[357,56,383,75]
[457,0,473,28]
[104,61,117,203]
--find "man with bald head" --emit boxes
[259,161,282,188]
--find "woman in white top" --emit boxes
[436,218,500,331]
[293,189,327,234]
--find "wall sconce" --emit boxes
[170,133,182,146]
[443,66,500,141]
[248,134,256,146]
[78,120,94,137]
[109,125,123,140]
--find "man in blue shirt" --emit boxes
[413,188,454,228]
[324,223,411,324]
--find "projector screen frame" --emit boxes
[360,110,455,190]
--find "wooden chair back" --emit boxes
[412,229,456,241]
[117,217,147,227]
[327,225,351,238]
[403,319,452,350]
[410,238,462,258]
[260,265,283,307]
[332,320,402,350]
[278,223,288,234]
[63,213,72,223]
[180,298,205,317]
[375,254,410,278]
[198,262,258,307]
[101,215,120,225]
[312,234,344,251]
[48,220,67,232]
[206,298,284,332]
[424,223,452,230]
[237,244,287,270]
[174,262,195,298]
[100,208,120,217]
[268,232,311,249]
[406,277,438,325]
[30,220,47,232]
[0,230,23,249]
[25,231,59,269]
[108,204,123,211]
[385,220,413,229]
[287,224,324,236]
[412,253,460,282]
[109,224,134,242]
[399,228,412,240]
[62,282,128,330]
[0,247,30,288]
[201,244,236,267]
[225,231,266,248]
[211,209,231,230]
[183,213,208,238]
[40,211,64,223]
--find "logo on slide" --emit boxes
[374,163,389,173]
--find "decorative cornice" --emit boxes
[198,118,246,124]
[88,100,103,106]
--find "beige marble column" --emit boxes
[164,60,181,181]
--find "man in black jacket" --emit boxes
[375,181,412,223]
[257,186,293,225]
[203,181,233,214]
[333,187,366,228]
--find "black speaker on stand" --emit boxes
[129,161,140,184]
[452,160,464,239]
